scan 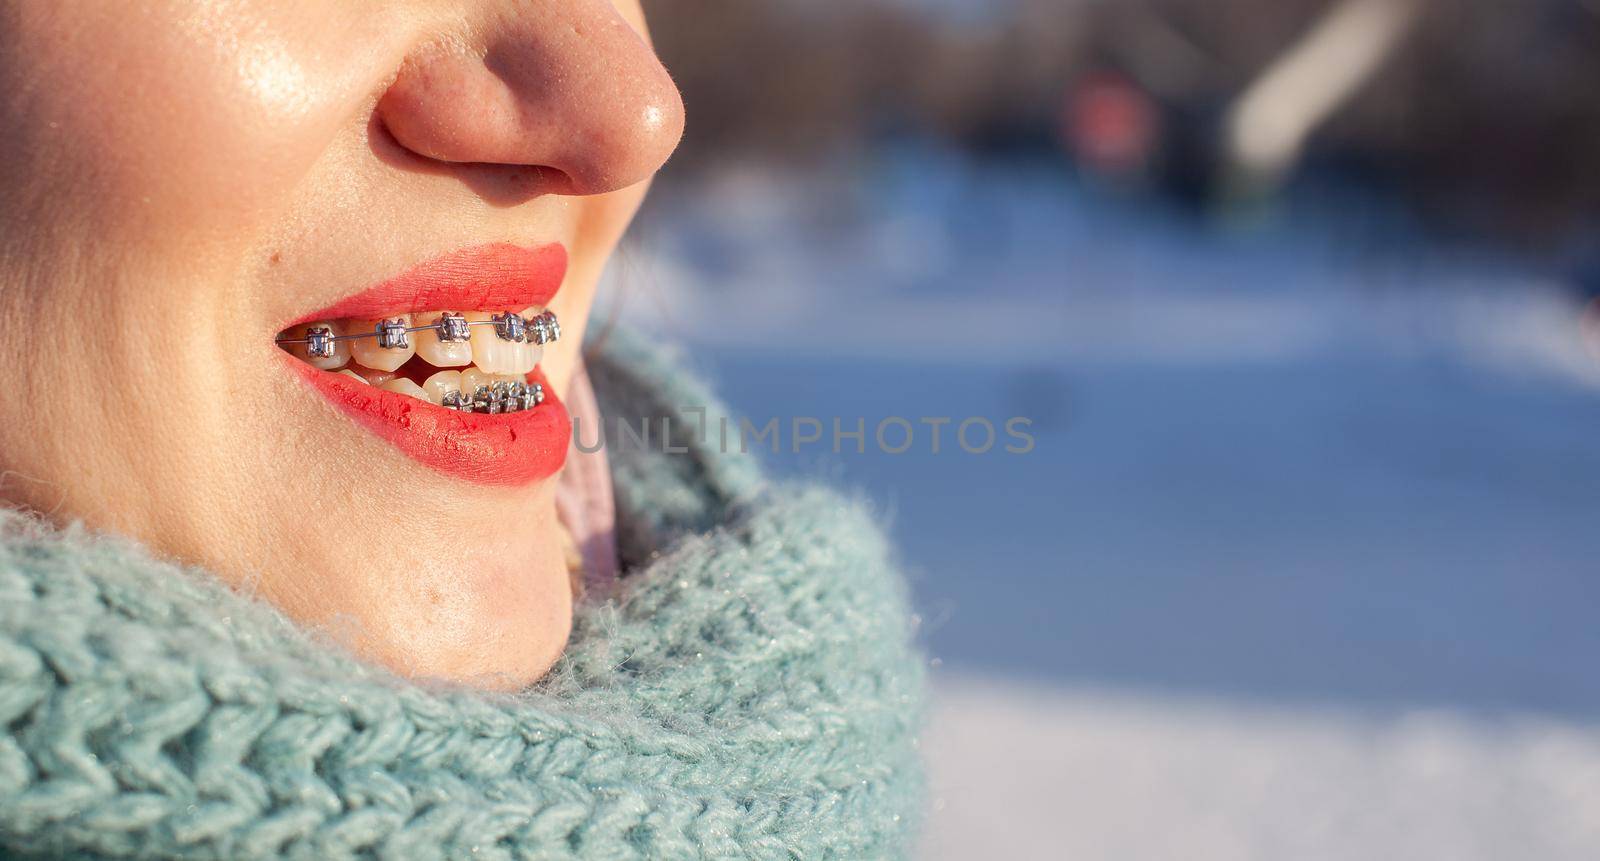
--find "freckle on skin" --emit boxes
[269,251,282,265]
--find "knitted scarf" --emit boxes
[0,331,926,860]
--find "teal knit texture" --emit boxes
[0,331,926,859]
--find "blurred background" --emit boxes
[613,1,1600,857]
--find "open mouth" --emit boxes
[278,309,560,412]
[276,243,573,487]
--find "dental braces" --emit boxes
[443,380,546,414]
[276,310,561,360]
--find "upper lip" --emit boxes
[284,242,568,328]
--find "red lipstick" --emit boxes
[286,243,568,326]
[281,243,572,487]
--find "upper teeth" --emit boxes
[283,309,559,360]
[277,309,561,408]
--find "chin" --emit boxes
[228,487,579,692]
[342,538,576,692]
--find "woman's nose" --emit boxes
[377,2,685,197]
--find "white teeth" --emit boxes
[280,309,553,403]
[414,312,473,368]
[512,307,545,374]
[350,316,416,372]
[421,370,463,406]
[460,366,496,396]
[350,366,397,386]
[287,322,350,371]
[467,311,542,376]
[380,377,430,402]
[506,342,541,376]
[466,312,515,375]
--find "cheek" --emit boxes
[4,2,396,242]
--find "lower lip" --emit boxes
[285,360,571,487]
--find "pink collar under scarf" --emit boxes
[554,358,619,596]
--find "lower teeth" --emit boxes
[442,382,545,415]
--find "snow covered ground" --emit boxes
[921,673,1600,860]
[613,149,1600,856]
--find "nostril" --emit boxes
[370,113,416,164]
[371,100,576,205]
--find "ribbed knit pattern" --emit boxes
[0,330,926,859]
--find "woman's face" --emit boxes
[0,1,683,688]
